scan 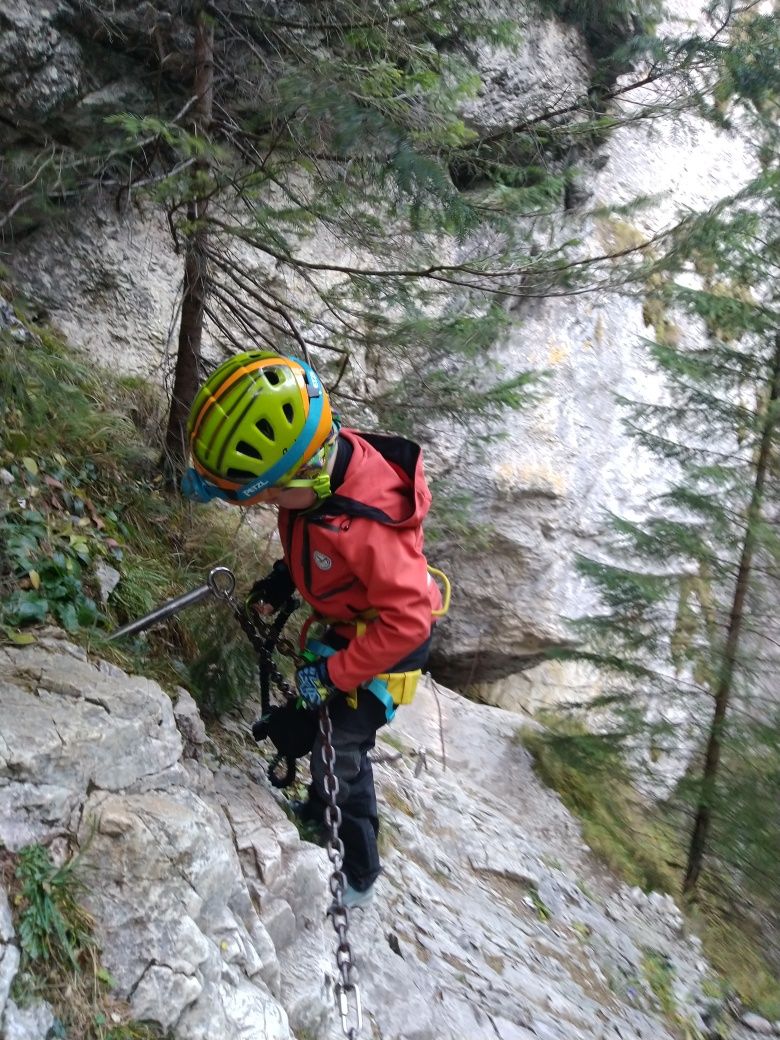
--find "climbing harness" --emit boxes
[299,564,451,722]
[109,567,362,1038]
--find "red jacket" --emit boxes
[278,429,440,690]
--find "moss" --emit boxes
[378,730,409,755]
[596,217,648,255]
[0,311,272,712]
[521,715,780,1020]
[642,295,680,346]
[691,905,780,1020]
[2,844,169,1040]
[377,815,395,858]
[528,885,552,922]
[642,949,678,1019]
[571,921,592,940]
[520,721,679,894]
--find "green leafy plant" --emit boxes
[14,843,96,972]
[642,949,678,1020]
[0,313,273,713]
[6,844,169,1040]
[0,319,146,640]
[642,950,709,1039]
[0,457,126,635]
[528,886,552,922]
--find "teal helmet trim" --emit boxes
[182,418,341,504]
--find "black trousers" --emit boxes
[305,630,432,891]
[308,689,387,892]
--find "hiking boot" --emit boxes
[332,882,375,912]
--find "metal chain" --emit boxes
[210,572,298,697]
[211,571,362,1039]
[319,703,362,1039]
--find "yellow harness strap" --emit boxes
[427,566,451,617]
[308,565,450,712]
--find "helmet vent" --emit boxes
[282,403,294,423]
[227,467,255,480]
[265,368,281,385]
[256,419,275,441]
[237,439,263,460]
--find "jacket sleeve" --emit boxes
[325,518,433,691]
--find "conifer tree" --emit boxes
[163,2,214,474]
[124,0,587,473]
[563,5,780,907]
[1,0,757,479]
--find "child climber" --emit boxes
[182,349,442,908]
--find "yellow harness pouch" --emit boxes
[338,669,421,716]
[304,565,450,720]
[375,669,421,707]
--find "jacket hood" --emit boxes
[316,429,432,529]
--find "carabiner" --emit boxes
[336,981,362,1038]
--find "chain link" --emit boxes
[213,575,361,1038]
[319,704,362,1040]
[214,578,299,695]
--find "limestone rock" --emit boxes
[464,7,591,133]
[0,890,20,1023]
[740,1012,775,1035]
[0,1,82,120]
[1,998,55,1040]
[427,3,758,692]
[174,686,208,747]
[472,659,604,715]
[0,640,309,1039]
[93,561,121,603]
[8,206,187,377]
[467,843,542,888]
[0,641,748,1040]
[0,640,182,848]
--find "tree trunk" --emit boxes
[162,6,214,482]
[682,331,780,895]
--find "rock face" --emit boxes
[1,1,759,701]
[0,633,326,1040]
[428,0,758,693]
[0,1,83,121]
[0,632,762,1039]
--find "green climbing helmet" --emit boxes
[183,351,335,505]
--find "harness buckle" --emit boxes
[336,981,362,1038]
[310,471,332,499]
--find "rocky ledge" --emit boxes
[0,631,763,1039]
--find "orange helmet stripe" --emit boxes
[299,396,334,467]
[189,357,292,445]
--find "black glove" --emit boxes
[246,560,296,613]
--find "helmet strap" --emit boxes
[284,471,332,499]
[283,420,341,500]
